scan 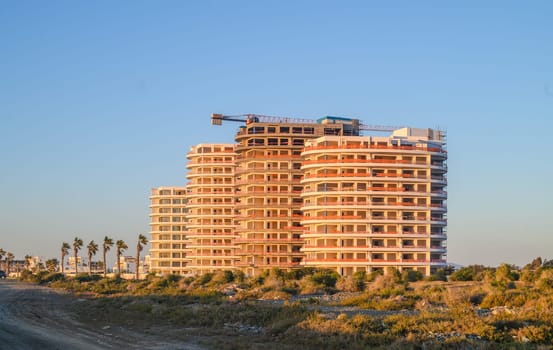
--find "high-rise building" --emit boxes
[300,128,447,276]
[149,186,188,275]
[150,114,447,276]
[184,144,238,274]
[233,116,361,275]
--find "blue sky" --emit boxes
[1,1,552,267]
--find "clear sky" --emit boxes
[1,1,552,267]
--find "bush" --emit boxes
[336,273,365,292]
[286,267,317,280]
[75,273,101,282]
[310,269,340,288]
[402,270,423,283]
[196,273,213,286]
[210,270,234,285]
[449,267,475,281]
[536,269,553,290]
[426,269,448,282]
[38,272,66,284]
[19,269,34,281]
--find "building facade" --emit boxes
[233,117,362,275]
[300,128,447,276]
[184,144,238,274]
[150,115,447,276]
[149,186,188,275]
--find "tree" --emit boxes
[24,255,32,271]
[73,237,83,275]
[116,239,128,276]
[86,240,99,275]
[102,236,114,278]
[46,258,59,273]
[0,248,5,271]
[5,252,14,275]
[525,257,543,270]
[61,242,70,274]
[135,234,148,280]
[494,263,519,290]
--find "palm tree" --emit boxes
[86,240,99,275]
[0,248,5,271]
[73,237,83,275]
[135,234,148,280]
[61,242,70,274]
[6,252,14,275]
[46,258,58,273]
[24,255,32,271]
[102,236,114,278]
[115,239,128,276]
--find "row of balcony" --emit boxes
[303,258,447,264]
[301,159,444,167]
[302,245,446,252]
[301,201,445,209]
[302,173,446,181]
[179,245,445,252]
[301,215,446,222]
[302,144,446,154]
[303,231,446,237]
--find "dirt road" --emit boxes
[0,280,203,349]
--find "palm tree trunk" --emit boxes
[88,252,92,275]
[61,255,64,274]
[136,249,140,280]
[103,249,107,278]
[117,251,120,277]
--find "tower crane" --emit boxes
[211,113,317,125]
[211,113,403,132]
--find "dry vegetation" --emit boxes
[19,258,553,349]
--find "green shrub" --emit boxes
[196,272,213,285]
[286,267,317,280]
[310,269,340,288]
[210,270,234,285]
[513,324,553,343]
[336,275,364,292]
[39,272,66,284]
[401,270,423,283]
[426,269,448,282]
[449,267,475,281]
[75,273,101,282]
[450,265,490,282]
[19,269,34,281]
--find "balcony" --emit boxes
[235,261,301,267]
[302,245,369,251]
[235,238,304,244]
[302,144,446,154]
[235,251,303,256]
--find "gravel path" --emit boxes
[0,280,204,350]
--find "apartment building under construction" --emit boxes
[149,114,447,276]
[184,144,238,274]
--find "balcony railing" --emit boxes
[235,261,301,267]
[235,238,304,244]
[302,144,446,153]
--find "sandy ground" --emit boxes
[0,280,205,350]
